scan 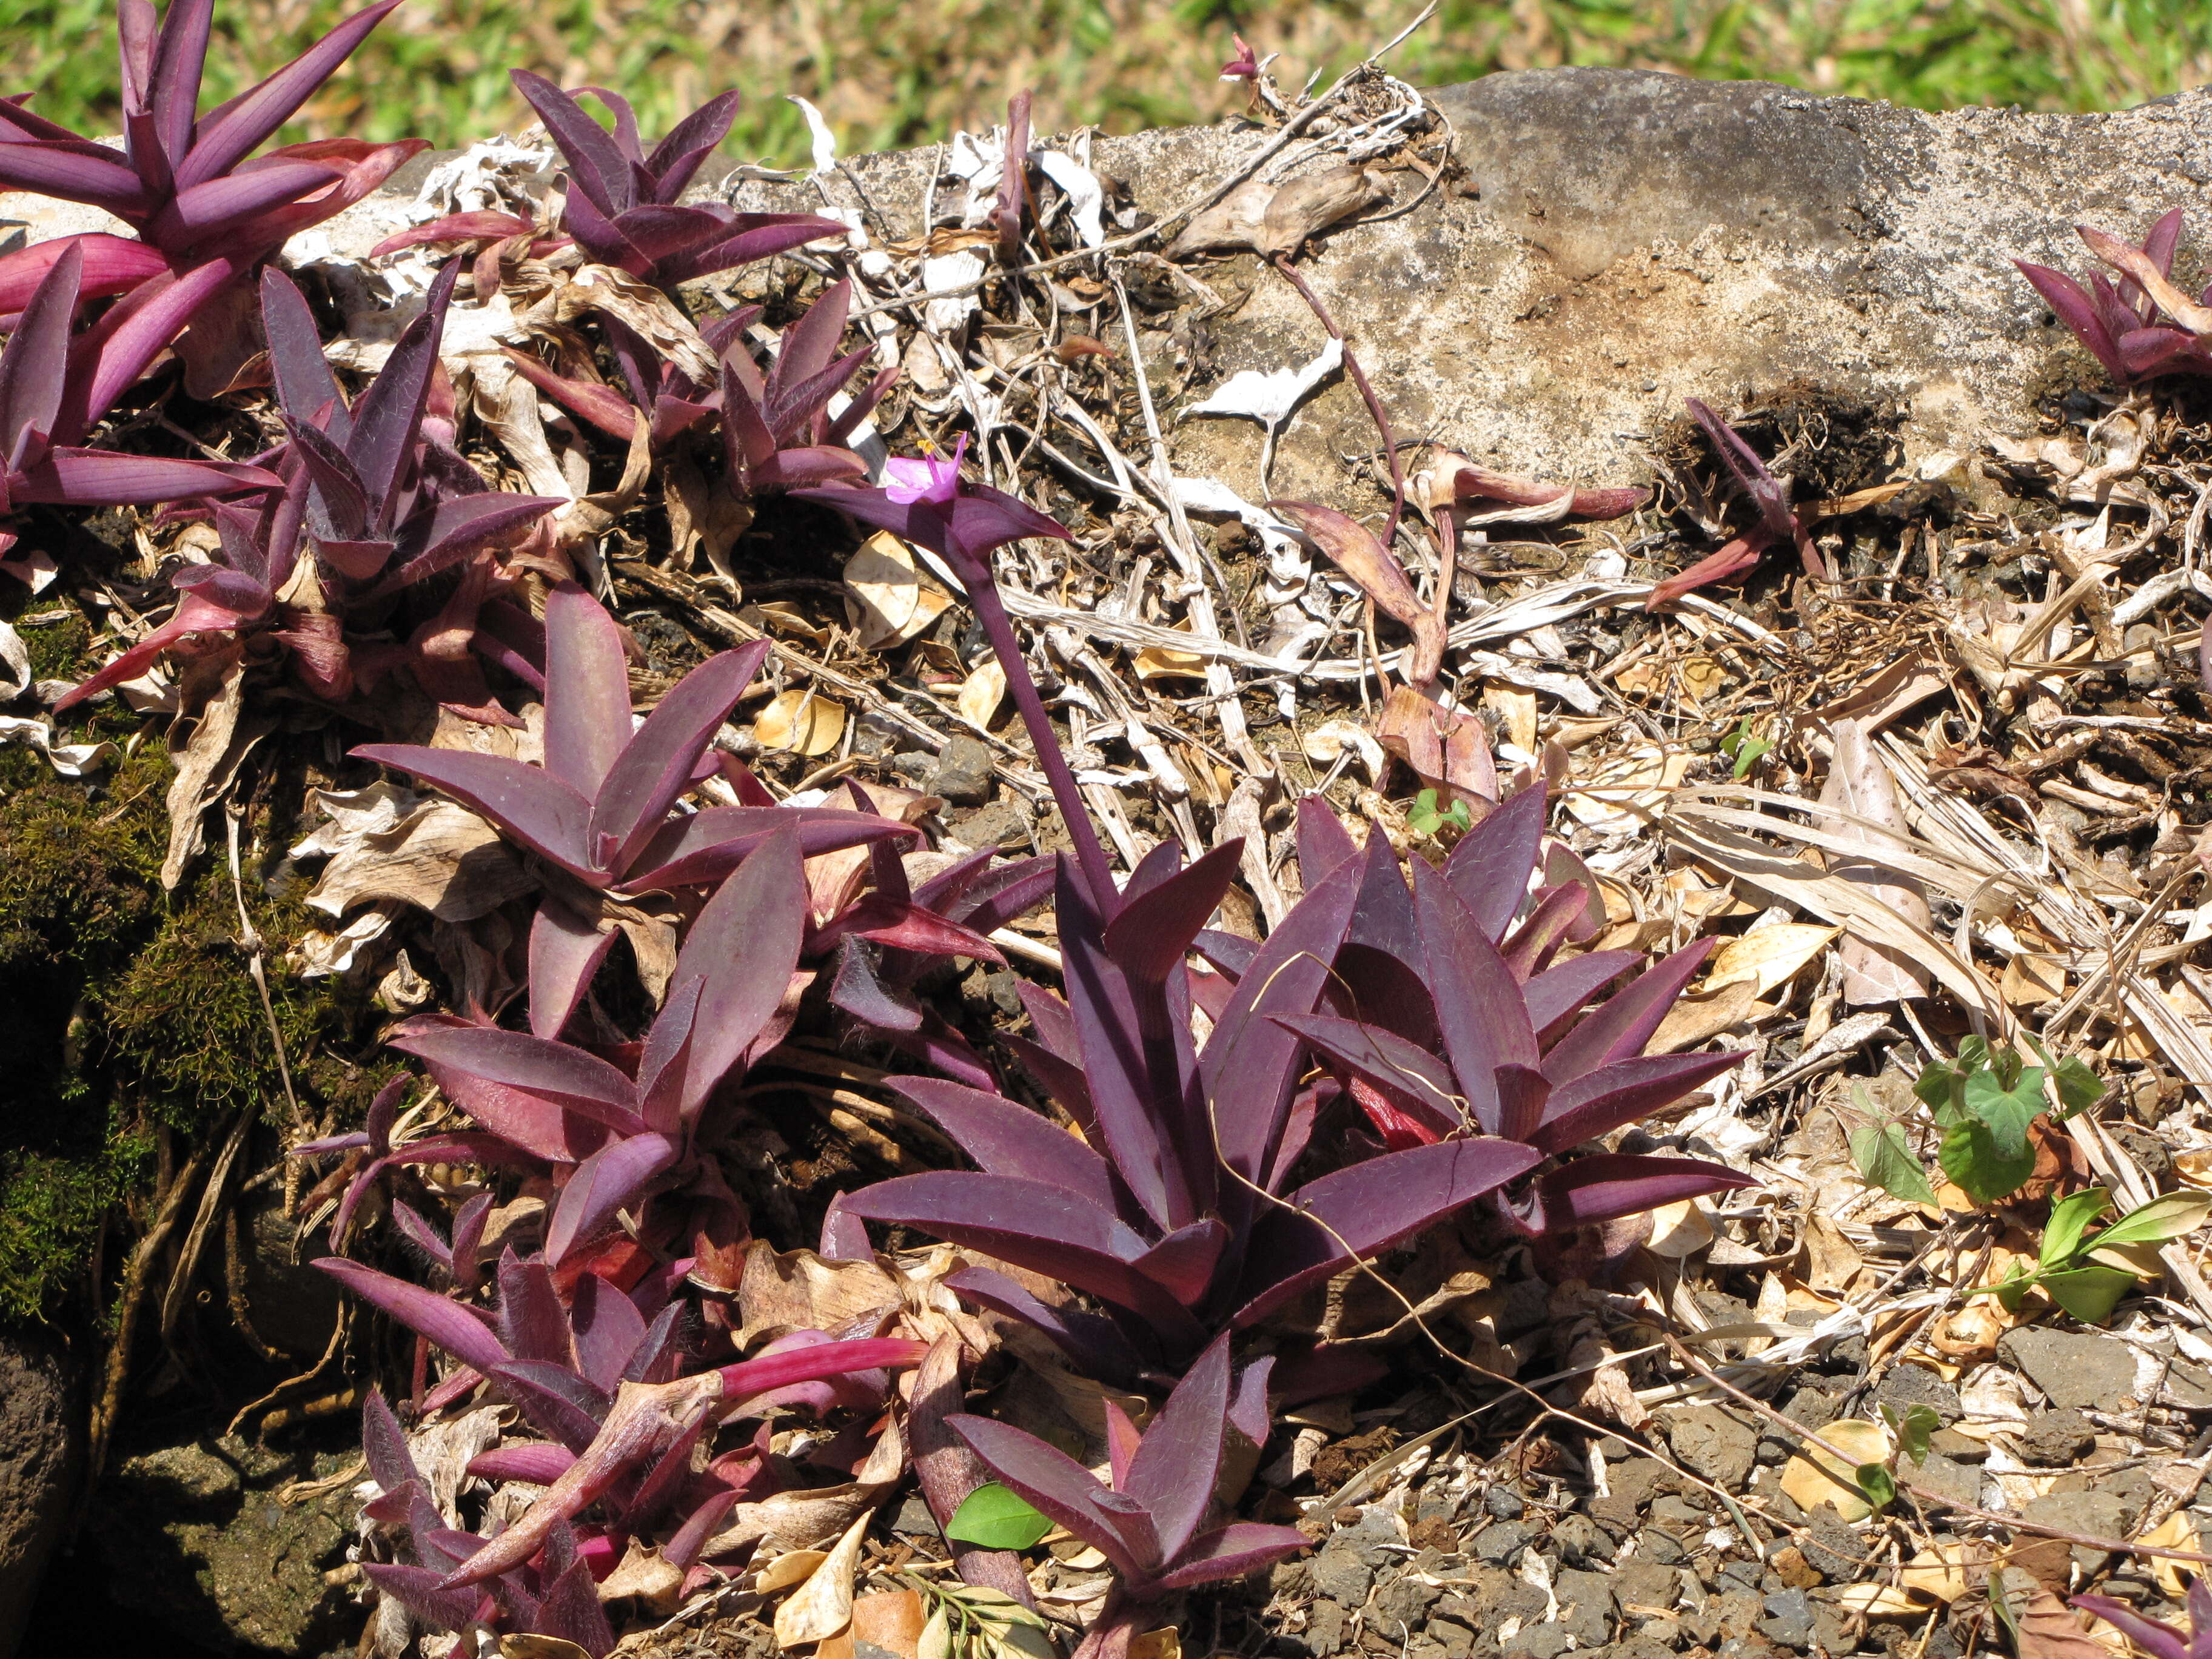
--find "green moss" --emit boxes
[0,721,367,1319]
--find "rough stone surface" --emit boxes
[1871,1363,1961,1421]
[928,735,996,806]
[2019,1408,2097,1466]
[2023,1489,2131,1577]
[0,1327,81,1659]
[2000,1328,2138,1410]
[1663,1405,1758,1488]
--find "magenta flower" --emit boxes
[883,434,965,506]
[1221,34,1261,81]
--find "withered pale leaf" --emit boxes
[774,1507,871,1646]
[1258,165,1387,258]
[958,659,1008,727]
[1816,719,1934,1005]
[1705,923,1839,999]
[756,689,847,756]
[846,532,953,651]
[1777,1416,1889,1523]
[755,1549,829,1594]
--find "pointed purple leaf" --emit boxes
[511,70,631,215]
[1124,1332,1231,1559]
[891,1078,1121,1211]
[1525,950,1641,1042]
[543,583,631,799]
[948,1413,1160,1576]
[1234,1137,1543,1326]
[313,1257,510,1373]
[666,818,803,1113]
[386,1021,638,1123]
[591,640,771,871]
[546,1131,681,1265]
[1150,1523,1310,1591]
[1511,1153,1756,1235]
[1410,856,1537,1133]
[351,744,595,877]
[467,1441,577,1486]
[1102,839,1242,984]
[0,238,78,465]
[1271,1013,1463,1139]
[528,900,618,1041]
[489,1359,610,1453]
[1529,1050,1746,1155]
[1539,937,1717,1085]
[175,0,402,188]
[1442,782,1546,940]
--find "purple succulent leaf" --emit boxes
[313,1256,511,1373]
[15,449,276,508]
[663,819,804,1115]
[1124,1332,1232,1559]
[1228,1353,1274,1449]
[510,70,632,216]
[1409,856,1537,1133]
[1684,397,1795,540]
[467,1441,578,1485]
[1524,950,1642,1042]
[361,1385,422,1496]
[1132,1216,1229,1304]
[285,412,370,537]
[541,582,631,799]
[776,275,853,389]
[642,90,741,192]
[622,1301,686,1384]
[1272,1013,1463,1138]
[0,141,156,215]
[351,745,596,878]
[1528,1050,1747,1155]
[1510,1152,1757,1235]
[829,937,922,1032]
[1233,1137,1544,1327]
[1102,839,1243,984]
[652,213,846,284]
[1500,883,1588,979]
[537,1555,617,1655]
[375,489,563,594]
[416,1053,588,1164]
[1057,873,1185,1232]
[633,978,705,1136]
[386,1021,639,1124]
[591,640,771,871]
[2017,261,2131,381]
[2072,1597,2193,1659]
[1201,850,1362,1204]
[620,1403,712,1530]
[943,1264,1141,1379]
[891,1078,1122,1210]
[450,1191,494,1293]
[528,900,618,1041]
[0,237,79,465]
[546,1130,682,1265]
[948,1413,1161,1576]
[0,233,171,324]
[574,85,644,166]
[174,0,400,188]
[145,0,212,164]
[605,203,734,265]
[360,1563,481,1635]
[763,343,873,441]
[937,853,1056,930]
[1441,782,1547,940]
[497,1250,577,1366]
[489,1358,611,1453]
[156,159,344,243]
[619,802,910,892]
[1540,937,1717,1085]
[1493,1062,1549,1142]
[1148,1523,1311,1592]
[387,1198,453,1273]
[841,1171,1204,1344]
[58,253,249,443]
[819,1192,873,1261]
[346,260,459,523]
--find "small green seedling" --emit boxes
[1879,1402,1942,1467]
[1910,1036,2101,1205]
[1720,716,1773,779]
[1975,1185,2211,1323]
[1848,1085,1939,1208]
[1407,787,1472,840]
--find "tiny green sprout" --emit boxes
[1720,717,1772,779]
[1407,787,1472,840]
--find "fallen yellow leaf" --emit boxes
[755,689,846,756]
[1706,923,1840,998]
[1778,1416,1891,1523]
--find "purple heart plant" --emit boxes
[0,238,280,584]
[391,73,843,296]
[0,0,421,315]
[951,1333,1310,1659]
[2017,210,2212,383]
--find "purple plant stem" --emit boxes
[1270,255,1409,556]
[964,569,1118,908]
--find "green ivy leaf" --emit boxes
[1960,1061,2043,1160]
[1849,1121,1937,1207]
[1855,1462,1897,1513]
[1938,1118,2037,1206]
[1879,1403,1942,1467]
[945,1484,1054,1550]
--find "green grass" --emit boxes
[0,0,2207,170]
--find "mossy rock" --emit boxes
[0,677,378,1322]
